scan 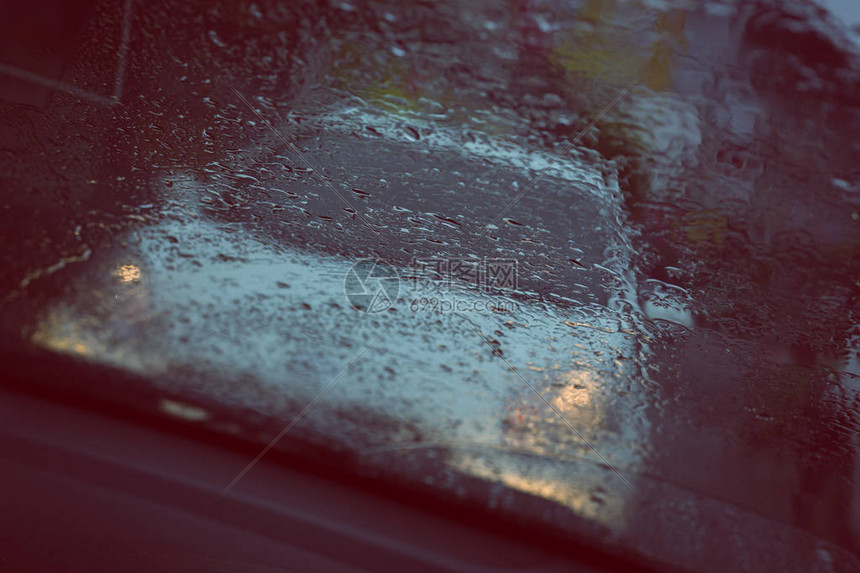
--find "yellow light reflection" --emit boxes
[34,336,94,357]
[555,374,594,409]
[31,310,98,359]
[447,450,628,529]
[446,366,637,530]
[29,257,164,375]
[550,370,603,430]
[115,264,141,283]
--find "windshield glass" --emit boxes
[2,0,859,570]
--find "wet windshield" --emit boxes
[2,0,859,570]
